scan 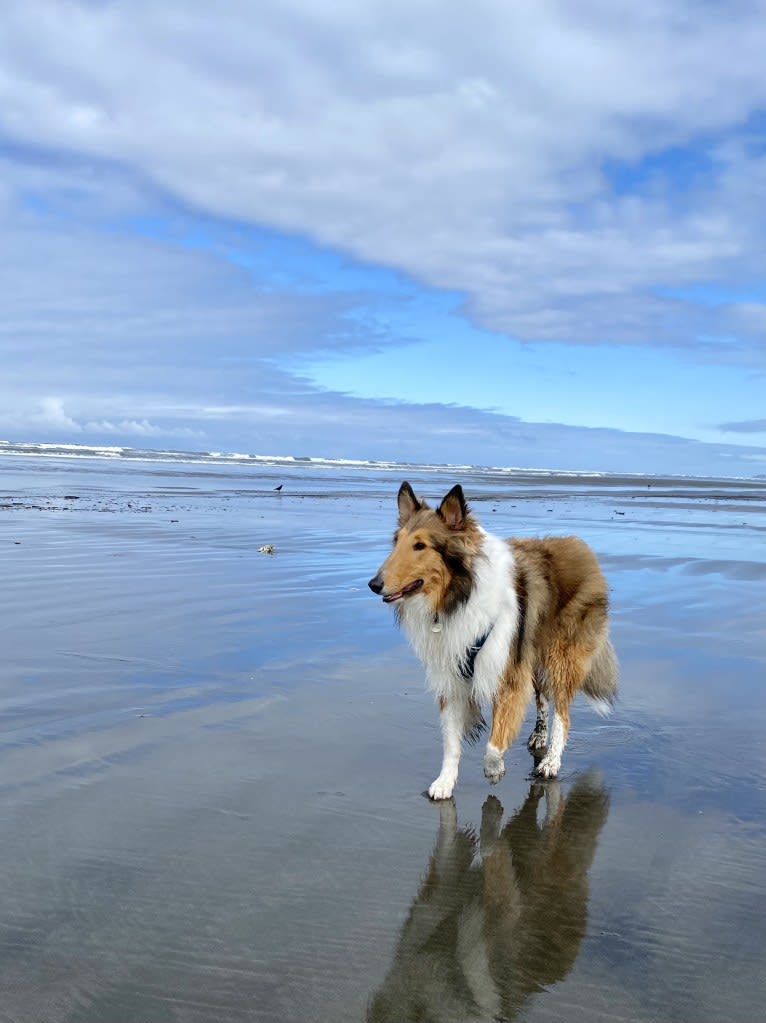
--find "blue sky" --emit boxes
[0,1,765,475]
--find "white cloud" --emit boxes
[0,399,204,442]
[38,397,81,431]
[0,1,765,357]
[82,418,203,438]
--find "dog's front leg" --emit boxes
[527,686,548,753]
[429,695,465,800]
[484,663,533,784]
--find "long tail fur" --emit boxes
[583,639,618,716]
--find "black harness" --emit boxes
[457,625,494,681]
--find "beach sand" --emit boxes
[1,453,765,1022]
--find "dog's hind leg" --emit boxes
[535,644,588,778]
[484,663,534,784]
[536,701,569,778]
[429,695,468,800]
[527,679,548,753]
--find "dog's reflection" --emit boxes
[368,774,609,1023]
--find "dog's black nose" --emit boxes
[368,574,384,594]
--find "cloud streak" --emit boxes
[719,419,766,434]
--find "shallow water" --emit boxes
[1,453,765,1022]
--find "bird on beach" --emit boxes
[274,484,283,491]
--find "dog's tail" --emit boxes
[582,638,618,716]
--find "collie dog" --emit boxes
[368,482,617,799]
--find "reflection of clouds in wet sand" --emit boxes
[368,774,609,1023]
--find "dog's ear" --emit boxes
[397,481,425,525]
[437,485,468,530]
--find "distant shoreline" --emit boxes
[2,438,764,487]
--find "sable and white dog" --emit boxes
[368,482,617,799]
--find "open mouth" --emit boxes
[383,578,424,603]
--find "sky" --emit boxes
[1,1,765,475]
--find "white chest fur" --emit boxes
[398,530,519,706]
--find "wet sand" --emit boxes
[1,454,765,1022]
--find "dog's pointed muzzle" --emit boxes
[369,575,424,602]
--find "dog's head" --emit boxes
[368,482,481,616]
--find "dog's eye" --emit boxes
[413,541,427,551]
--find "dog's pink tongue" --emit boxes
[383,579,423,602]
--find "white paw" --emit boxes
[527,728,547,752]
[483,746,506,785]
[535,754,561,779]
[428,775,456,800]
[484,762,505,784]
